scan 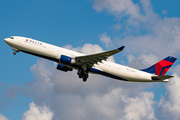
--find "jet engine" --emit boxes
[56,63,73,72]
[59,55,75,65]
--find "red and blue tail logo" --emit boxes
[141,56,177,76]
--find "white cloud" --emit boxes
[105,2,180,57]
[124,92,156,120]
[22,102,53,120]
[98,32,112,48]
[115,17,180,57]
[93,0,158,27]
[162,10,168,15]
[80,43,104,54]
[113,23,121,30]
[157,74,180,119]
[92,0,180,58]
[157,65,180,120]
[0,113,8,120]
[127,54,159,69]
[24,59,54,105]
[62,44,73,50]
[139,54,159,65]
[93,0,143,20]
[80,43,115,62]
[127,54,136,63]
[63,44,81,52]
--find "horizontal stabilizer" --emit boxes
[151,75,174,80]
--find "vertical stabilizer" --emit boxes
[141,56,177,76]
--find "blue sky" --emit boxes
[1,0,180,120]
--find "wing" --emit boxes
[75,46,125,67]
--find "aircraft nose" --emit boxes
[4,38,8,42]
[4,38,10,43]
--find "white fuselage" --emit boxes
[4,36,168,82]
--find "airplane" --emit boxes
[4,36,177,82]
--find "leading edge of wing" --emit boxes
[76,46,125,59]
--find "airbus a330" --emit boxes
[4,36,177,82]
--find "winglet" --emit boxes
[117,46,125,51]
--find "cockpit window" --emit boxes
[10,37,14,39]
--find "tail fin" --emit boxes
[141,56,177,76]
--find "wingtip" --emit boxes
[117,46,125,51]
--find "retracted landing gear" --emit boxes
[77,69,89,82]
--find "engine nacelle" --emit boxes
[56,63,73,72]
[59,55,75,65]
